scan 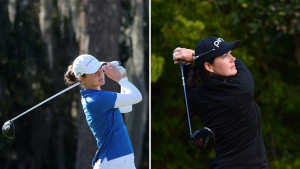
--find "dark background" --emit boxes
[0,0,149,169]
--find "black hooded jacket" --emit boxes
[184,59,269,169]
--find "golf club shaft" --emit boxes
[11,82,80,122]
[179,60,192,136]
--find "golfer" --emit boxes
[64,54,142,169]
[173,36,269,169]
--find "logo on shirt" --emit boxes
[214,38,224,48]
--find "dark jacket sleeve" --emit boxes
[231,58,255,97]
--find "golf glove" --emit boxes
[116,65,126,76]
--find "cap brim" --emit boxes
[85,60,104,74]
[214,40,240,58]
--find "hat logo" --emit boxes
[213,38,224,48]
[85,58,94,66]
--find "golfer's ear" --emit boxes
[78,76,84,83]
[204,62,214,73]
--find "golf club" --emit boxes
[2,82,80,139]
[2,61,123,139]
[178,59,216,151]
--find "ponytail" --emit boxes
[187,64,201,87]
[64,64,78,85]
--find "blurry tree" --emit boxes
[123,0,149,168]
[0,0,148,169]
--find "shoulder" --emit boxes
[82,90,117,110]
[97,91,117,99]
[81,90,116,103]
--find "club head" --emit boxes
[190,127,216,151]
[2,120,15,139]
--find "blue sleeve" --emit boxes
[96,91,117,111]
[232,58,255,97]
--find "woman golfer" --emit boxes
[173,36,269,169]
[64,54,142,169]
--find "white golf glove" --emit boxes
[116,65,126,76]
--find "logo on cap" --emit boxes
[85,58,94,66]
[213,38,224,48]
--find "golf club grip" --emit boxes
[179,59,184,69]
[179,60,192,136]
[11,82,81,122]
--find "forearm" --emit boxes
[118,79,133,113]
[234,58,255,96]
[114,78,143,108]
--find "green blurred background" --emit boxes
[151,0,300,168]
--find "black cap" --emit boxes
[194,36,240,66]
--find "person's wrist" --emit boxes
[116,76,123,83]
[184,49,194,62]
[184,53,194,65]
[118,77,128,84]
[191,50,198,61]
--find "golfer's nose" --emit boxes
[230,54,236,62]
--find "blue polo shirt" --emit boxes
[80,89,134,167]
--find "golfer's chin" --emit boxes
[229,69,238,76]
[231,69,237,76]
[99,80,105,86]
[224,69,237,77]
